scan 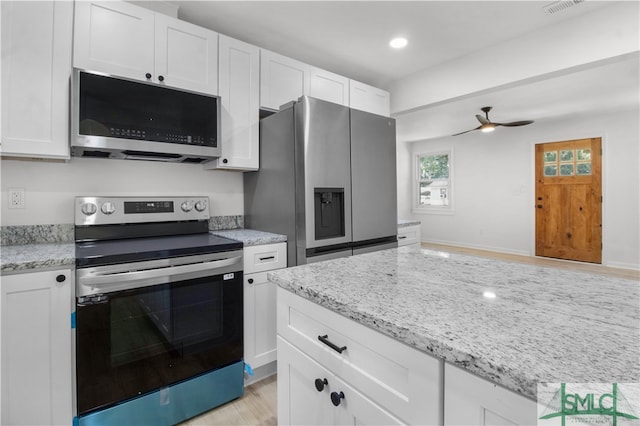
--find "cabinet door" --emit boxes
[73,1,154,82]
[444,364,537,426]
[1,269,73,426]
[1,1,72,159]
[349,80,390,117]
[154,14,218,94]
[277,337,334,426]
[310,67,349,106]
[333,376,404,426]
[244,272,277,369]
[207,35,260,170]
[260,49,310,110]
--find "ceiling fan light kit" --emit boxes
[452,106,534,136]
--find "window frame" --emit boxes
[413,149,455,215]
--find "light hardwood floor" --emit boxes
[179,374,277,426]
[421,242,639,281]
[179,243,638,425]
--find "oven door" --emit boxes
[75,254,243,416]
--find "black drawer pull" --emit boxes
[318,335,346,354]
[398,236,407,239]
[259,255,275,261]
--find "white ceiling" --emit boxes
[165,1,638,140]
[170,0,611,88]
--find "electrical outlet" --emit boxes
[8,188,25,209]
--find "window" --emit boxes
[415,151,452,211]
[543,148,592,177]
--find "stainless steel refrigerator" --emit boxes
[244,96,397,266]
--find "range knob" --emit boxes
[81,202,97,216]
[195,200,207,212]
[101,202,116,215]
[181,201,194,212]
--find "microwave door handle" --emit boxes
[77,255,242,287]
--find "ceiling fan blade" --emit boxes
[495,120,534,127]
[475,114,490,125]
[452,125,482,136]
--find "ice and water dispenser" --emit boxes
[314,188,345,240]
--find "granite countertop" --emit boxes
[211,229,287,246]
[398,219,421,228]
[0,228,286,273]
[1,243,76,274]
[268,245,639,400]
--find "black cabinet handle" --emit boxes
[318,335,346,354]
[398,236,407,239]
[314,378,328,392]
[248,278,254,284]
[56,274,66,283]
[330,391,345,406]
[222,158,228,164]
[259,256,275,261]
[158,75,164,82]
[145,73,152,79]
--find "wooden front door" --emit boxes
[535,138,602,263]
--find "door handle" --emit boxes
[537,205,543,209]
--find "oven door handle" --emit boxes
[77,255,242,289]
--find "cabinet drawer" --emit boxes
[277,288,442,425]
[397,225,420,247]
[244,242,286,274]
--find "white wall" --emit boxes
[0,157,244,225]
[401,106,639,270]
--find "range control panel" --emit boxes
[75,196,210,226]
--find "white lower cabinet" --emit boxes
[397,224,421,247]
[277,287,443,425]
[444,364,537,426]
[244,243,286,372]
[278,337,403,426]
[0,269,73,426]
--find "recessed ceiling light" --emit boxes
[390,37,408,49]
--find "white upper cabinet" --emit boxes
[154,14,218,95]
[1,1,73,159]
[309,67,349,106]
[349,80,391,117]
[74,1,218,95]
[73,1,154,82]
[260,49,310,110]
[205,35,259,170]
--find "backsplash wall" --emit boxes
[0,157,244,226]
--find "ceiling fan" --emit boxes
[452,106,534,136]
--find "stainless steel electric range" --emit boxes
[73,196,244,426]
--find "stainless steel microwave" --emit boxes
[71,69,221,163]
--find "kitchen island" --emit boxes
[268,245,639,425]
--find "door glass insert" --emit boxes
[576,163,592,175]
[544,164,558,176]
[544,148,592,177]
[560,150,574,162]
[560,164,574,176]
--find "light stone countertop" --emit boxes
[1,243,76,274]
[0,229,286,273]
[267,244,639,400]
[211,229,287,246]
[398,219,421,228]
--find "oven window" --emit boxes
[76,272,242,416]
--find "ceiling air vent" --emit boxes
[543,0,584,14]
